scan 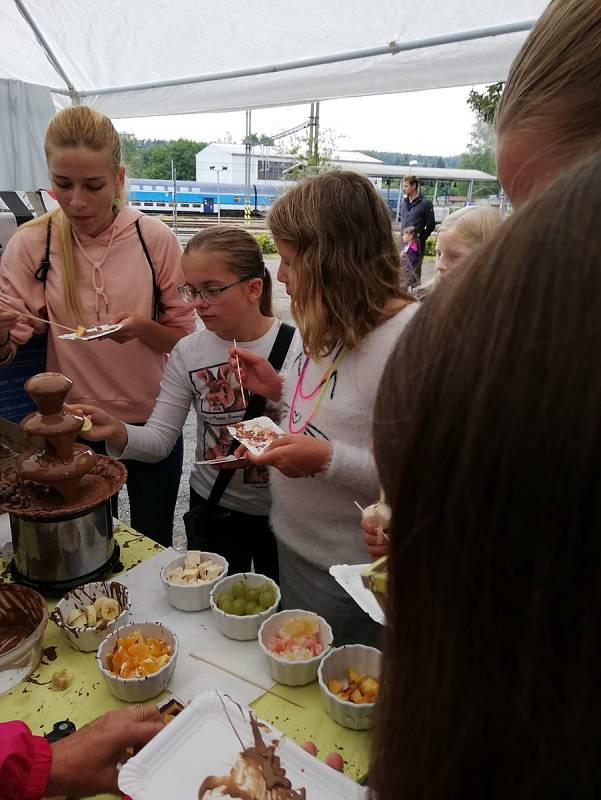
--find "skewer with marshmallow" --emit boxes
[354,489,391,545]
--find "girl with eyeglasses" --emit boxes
[75,227,295,580]
[231,171,417,646]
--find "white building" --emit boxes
[196,143,383,185]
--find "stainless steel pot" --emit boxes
[10,499,115,585]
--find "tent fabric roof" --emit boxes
[0,0,547,118]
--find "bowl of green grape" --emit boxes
[209,573,280,641]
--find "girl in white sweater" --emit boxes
[233,171,417,645]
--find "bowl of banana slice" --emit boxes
[50,581,130,652]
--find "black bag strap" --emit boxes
[204,322,295,508]
[34,219,52,286]
[134,218,164,321]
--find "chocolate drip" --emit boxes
[198,696,306,800]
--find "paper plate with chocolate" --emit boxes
[58,323,124,341]
[118,690,367,799]
[227,416,285,456]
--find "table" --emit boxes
[0,521,370,798]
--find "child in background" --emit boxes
[435,205,503,283]
[400,225,420,289]
[232,171,417,646]
[75,227,294,581]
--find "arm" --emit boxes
[106,312,190,352]
[45,705,163,798]
[423,200,436,240]
[76,343,193,461]
[0,721,52,800]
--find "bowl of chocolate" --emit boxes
[0,584,48,695]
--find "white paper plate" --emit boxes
[58,323,123,341]
[118,690,367,799]
[227,416,285,456]
[329,564,386,625]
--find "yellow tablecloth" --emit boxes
[0,523,370,796]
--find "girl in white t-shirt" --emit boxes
[75,227,295,580]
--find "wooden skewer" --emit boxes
[0,297,78,334]
[188,652,306,710]
[232,338,247,408]
[353,500,365,513]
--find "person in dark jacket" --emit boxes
[399,176,435,286]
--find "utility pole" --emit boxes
[171,160,177,235]
[244,110,252,225]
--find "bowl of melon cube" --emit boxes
[317,644,381,729]
[96,621,178,702]
[160,550,228,611]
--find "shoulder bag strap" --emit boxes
[134,218,164,321]
[34,219,52,286]
[204,321,295,508]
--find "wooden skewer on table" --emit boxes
[0,296,78,334]
[188,652,306,709]
[233,338,247,408]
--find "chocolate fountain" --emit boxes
[0,373,127,593]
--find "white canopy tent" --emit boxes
[0,0,548,188]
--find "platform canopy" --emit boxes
[1,0,547,118]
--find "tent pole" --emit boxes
[14,0,78,100]
[66,20,536,99]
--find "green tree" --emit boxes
[243,133,275,147]
[119,133,145,177]
[467,82,504,124]
[145,139,207,181]
[459,120,497,176]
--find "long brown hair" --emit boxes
[496,0,601,164]
[19,106,125,324]
[369,151,601,799]
[268,171,412,359]
[184,227,272,316]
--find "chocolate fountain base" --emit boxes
[10,542,122,597]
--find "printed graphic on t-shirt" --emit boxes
[190,360,268,485]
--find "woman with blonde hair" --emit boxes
[232,171,417,645]
[496,0,601,205]
[0,105,195,544]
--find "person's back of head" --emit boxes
[369,150,601,800]
[268,170,412,358]
[496,0,601,204]
[438,205,503,247]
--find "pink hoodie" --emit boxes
[0,207,195,421]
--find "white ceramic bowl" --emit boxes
[160,552,228,611]
[96,621,178,702]
[317,644,382,730]
[258,609,333,686]
[0,584,48,695]
[209,573,280,641]
[50,581,130,652]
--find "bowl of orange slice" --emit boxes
[96,621,178,702]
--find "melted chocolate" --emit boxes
[0,372,126,518]
[198,697,306,800]
[0,584,46,656]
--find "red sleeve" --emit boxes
[0,721,52,800]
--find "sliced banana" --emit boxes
[100,597,120,621]
[85,604,97,627]
[51,669,73,691]
[94,596,106,617]
[81,415,93,433]
[67,609,87,628]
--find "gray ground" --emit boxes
[118,254,435,540]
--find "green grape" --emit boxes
[217,596,234,614]
[244,601,259,616]
[259,587,276,609]
[232,597,246,616]
[231,580,247,600]
[247,588,259,603]
[217,592,233,607]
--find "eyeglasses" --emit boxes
[178,276,253,305]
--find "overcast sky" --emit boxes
[113,85,482,157]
